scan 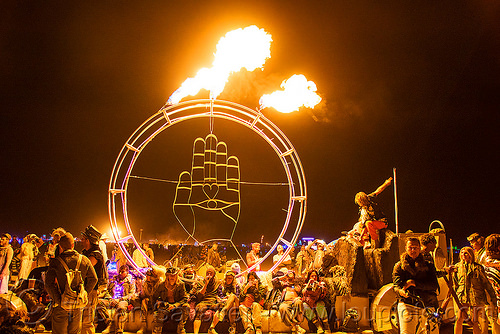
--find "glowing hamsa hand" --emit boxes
[173,134,240,243]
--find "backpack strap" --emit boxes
[57,256,71,273]
[57,254,83,272]
[75,254,82,271]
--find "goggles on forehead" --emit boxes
[165,267,178,275]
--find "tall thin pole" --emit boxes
[393,168,399,235]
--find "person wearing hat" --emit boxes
[81,225,107,334]
[231,262,246,287]
[454,246,498,334]
[263,269,286,312]
[0,233,14,294]
[469,233,487,265]
[151,266,189,334]
[135,267,163,334]
[208,270,241,334]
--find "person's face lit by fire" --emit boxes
[252,243,260,253]
[118,267,129,280]
[287,271,295,283]
[52,233,61,244]
[248,273,258,285]
[166,273,177,286]
[81,236,90,250]
[309,271,318,282]
[206,269,215,282]
[460,249,473,263]
[424,240,437,253]
[225,274,234,285]
[146,274,155,283]
[277,245,283,254]
[0,236,9,247]
[469,238,483,252]
[406,240,421,260]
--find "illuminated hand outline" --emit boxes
[173,134,241,243]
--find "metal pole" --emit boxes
[393,168,399,235]
[449,238,454,265]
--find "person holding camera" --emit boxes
[190,266,221,334]
[239,271,267,334]
[302,270,330,334]
[278,270,306,334]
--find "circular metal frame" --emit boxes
[108,99,307,276]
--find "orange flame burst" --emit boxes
[168,26,272,104]
[259,74,322,113]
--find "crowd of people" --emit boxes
[393,233,500,334]
[2,225,499,334]
[1,178,500,334]
[0,225,341,334]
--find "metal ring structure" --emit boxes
[108,99,307,276]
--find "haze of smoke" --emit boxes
[219,69,392,128]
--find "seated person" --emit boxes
[231,262,246,287]
[302,270,330,334]
[103,265,136,334]
[136,267,163,334]
[263,270,286,312]
[353,177,392,248]
[151,266,189,334]
[208,270,241,334]
[190,266,221,334]
[278,270,306,334]
[239,271,267,334]
[180,264,197,293]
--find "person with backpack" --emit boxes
[45,232,98,334]
[81,225,108,334]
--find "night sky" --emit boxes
[1,2,499,248]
